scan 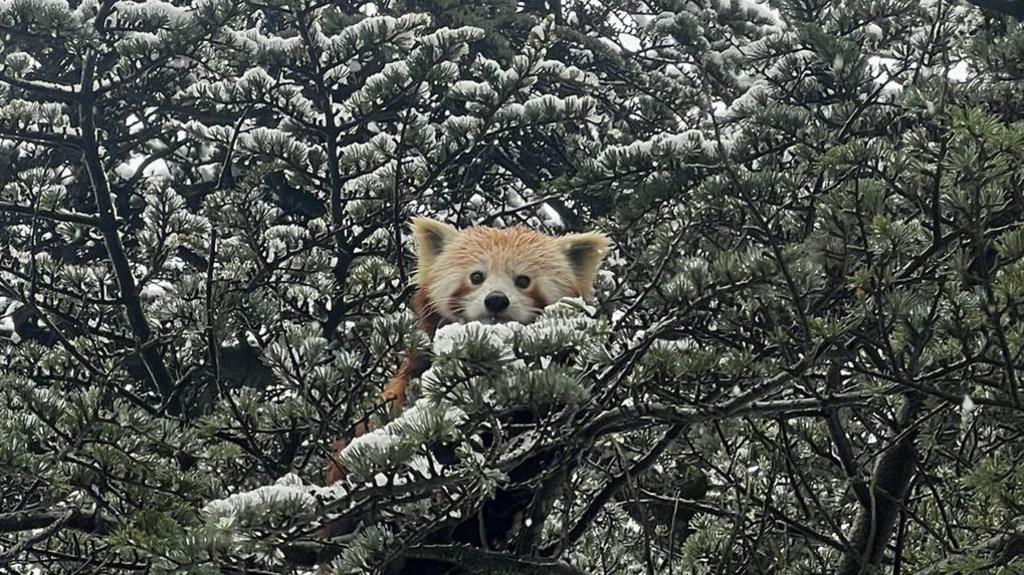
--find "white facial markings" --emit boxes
[421,226,603,325]
[429,256,579,324]
[460,265,535,324]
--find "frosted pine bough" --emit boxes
[200,299,606,568]
[421,299,600,410]
[3,0,1020,571]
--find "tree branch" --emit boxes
[823,363,871,506]
[78,46,176,410]
[0,507,114,535]
[585,391,877,438]
[0,200,100,227]
[404,545,590,575]
[838,393,923,575]
[0,510,74,564]
[0,73,79,102]
[0,126,82,149]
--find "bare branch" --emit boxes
[77,48,176,410]
[838,394,923,575]
[0,200,100,227]
[0,510,74,565]
[0,73,79,102]
[0,507,114,535]
[585,391,878,437]
[404,545,590,575]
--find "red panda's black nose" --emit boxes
[484,292,510,313]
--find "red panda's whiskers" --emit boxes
[447,299,469,321]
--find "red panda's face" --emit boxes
[411,218,610,325]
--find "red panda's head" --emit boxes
[411,217,611,325]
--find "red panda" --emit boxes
[323,217,610,486]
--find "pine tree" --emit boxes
[3,0,1024,574]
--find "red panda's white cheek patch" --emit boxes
[444,283,476,320]
[422,267,472,322]
[430,286,468,322]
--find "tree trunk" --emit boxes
[838,393,922,575]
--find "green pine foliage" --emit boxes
[4,0,1024,573]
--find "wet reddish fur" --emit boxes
[525,285,551,311]
[324,285,440,487]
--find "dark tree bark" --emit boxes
[838,393,923,575]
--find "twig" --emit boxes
[545,423,686,556]
[0,510,74,565]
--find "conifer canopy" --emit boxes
[3,0,1024,573]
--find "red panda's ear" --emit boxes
[410,217,459,274]
[557,232,611,299]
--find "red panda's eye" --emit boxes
[514,275,531,289]
[470,271,485,285]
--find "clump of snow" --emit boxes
[126,0,190,25]
[0,297,35,344]
[203,472,362,528]
[718,79,770,120]
[421,299,599,410]
[337,398,467,480]
[618,32,641,52]
[4,51,41,75]
[948,60,969,82]
[431,321,521,355]
[429,298,599,356]
[713,0,783,30]
[867,55,905,95]
[0,301,23,344]
[961,394,977,416]
[204,473,317,519]
[139,279,174,300]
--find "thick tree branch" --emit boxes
[0,507,114,535]
[0,73,79,102]
[838,393,923,575]
[0,200,100,227]
[78,45,176,411]
[0,510,73,564]
[404,545,589,575]
[823,363,871,506]
[0,126,82,149]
